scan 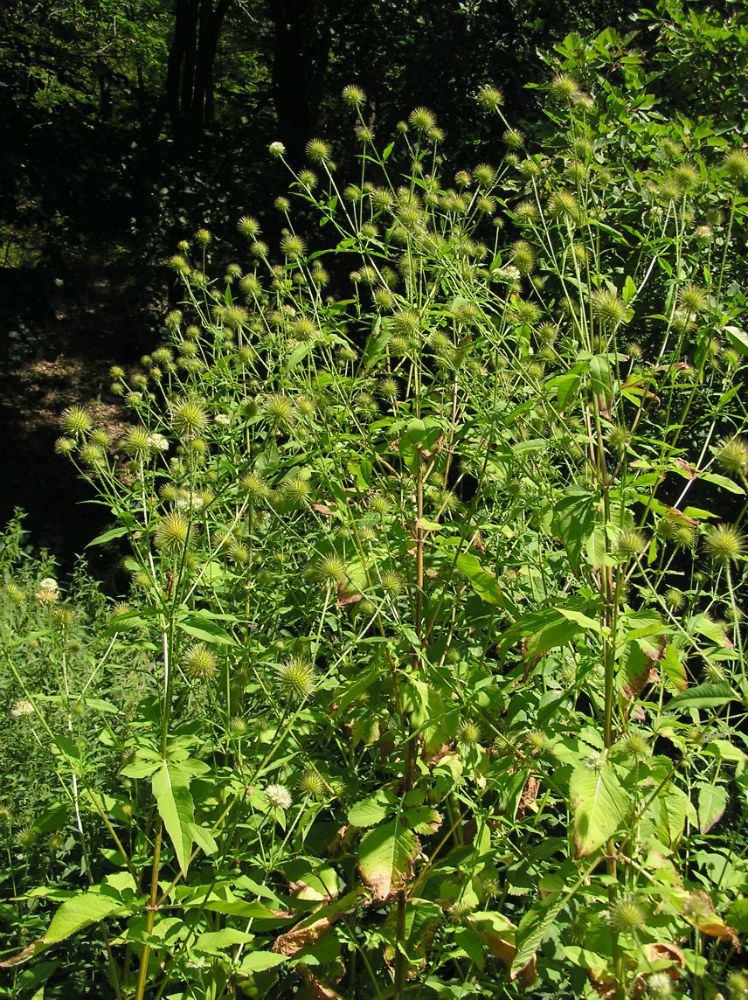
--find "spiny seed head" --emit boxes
[306,138,332,163]
[3,581,25,604]
[229,716,248,735]
[194,228,211,245]
[171,398,208,436]
[664,587,685,609]
[264,393,294,425]
[276,657,316,700]
[503,128,524,150]
[298,769,326,797]
[477,195,497,215]
[222,305,248,329]
[678,283,708,315]
[673,524,695,549]
[237,215,261,239]
[314,555,347,586]
[724,149,748,185]
[265,784,292,810]
[477,84,503,111]
[280,476,310,509]
[510,240,535,276]
[298,169,317,190]
[268,140,286,158]
[607,425,631,450]
[547,189,579,222]
[409,106,436,133]
[296,395,316,417]
[704,524,746,565]
[280,233,306,259]
[473,163,496,187]
[290,316,319,342]
[621,732,649,758]
[591,289,627,329]
[380,571,404,596]
[456,718,481,748]
[715,436,748,476]
[184,643,217,678]
[342,84,366,107]
[392,308,421,338]
[240,471,270,502]
[155,512,195,555]
[61,406,92,436]
[617,529,647,559]
[513,200,539,224]
[549,73,579,103]
[123,426,151,456]
[168,254,190,275]
[727,971,748,1000]
[609,895,646,933]
[55,436,76,456]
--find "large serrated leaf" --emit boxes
[358,821,419,902]
[664,681,735,711]
[570,764,628,856]
[43,891,128,944]
[152,761,196,876]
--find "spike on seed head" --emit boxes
[476,85,503,111]
[703,524,746,565]
[342,84,366,107]
[409,107,436,133]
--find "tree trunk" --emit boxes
[269,0,332,165]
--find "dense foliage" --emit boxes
[2,17,748,997]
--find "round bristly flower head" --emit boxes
[591,289,627,329]
[617,529,647,559]
[342,84,366,107]
[306,138,332,163]
[237,214,261,239]
[409,106,436,133]
[715,436,748,476]
[280,233,307,260]
[547,189,580,222]
[549,73,579,103]
[276,657,316,701]
[264,393,294,426]
[724,149,748,185]
[265,784,292,810]
[703,524,746,565]
[476,84,503,111]
[171,398,208,436]
[155,512,195,556]
[677,283,708,315]
[503,128,524,150]
[609,895,646,934]
[184,643,217,678]
[61,406,92,436]
[314,555,347,586]
[456,718,481,748]
[298,769,325,797]
[727,971,748,1000]
[268,141,286,158]
[123,426,151,457]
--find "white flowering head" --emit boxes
[265,784,292,810]
[35,578,59,604]
[11,699,35,719]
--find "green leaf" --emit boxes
[358,821,419,902]
[194,928,255,954]
[237,952,288,973]
[725,325,748,357]
[152,761,196,876]
[551,490,597,575]
[664,681,735,711]
[86,526,129,548]
[456,552,505,607]
[43,891,127,944]
[570,763,628,856]
[176,613,236,646]
[699,471,745,495]
[697,783,729,834]
[589,355,613,416]
[512,891,570,976]
[348,789,399,828]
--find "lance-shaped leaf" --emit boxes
[43,890,129,944]
[570,762,629,856]
[152,760,197,876]
[358,821,419,903]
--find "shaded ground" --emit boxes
[0,264,165,572]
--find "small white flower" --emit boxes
[35,578,59,604]
[147,433,169,452]
[214,413,231,427]
[11,699,35,719]
[265,784,292,810]
[269,141,286,158]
